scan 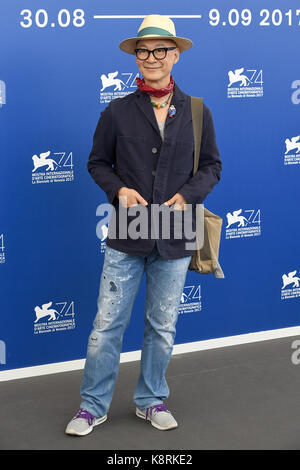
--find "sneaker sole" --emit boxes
[136,408,178,431]
[65,414,107,436]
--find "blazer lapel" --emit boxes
[134,89,160,136]
[165,83,187,129]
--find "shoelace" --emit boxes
[75,409,95,426]
[146,404,169,420]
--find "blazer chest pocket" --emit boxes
[172,141,194,175]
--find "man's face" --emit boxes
[135,38,180,86]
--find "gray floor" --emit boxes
[1,336,300,450]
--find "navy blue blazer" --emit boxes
[87,82,222,259]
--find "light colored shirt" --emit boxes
[157,121,165,141]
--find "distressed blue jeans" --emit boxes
[80,243,192,418]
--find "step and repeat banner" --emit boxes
[0,0,299,373]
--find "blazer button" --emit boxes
[152,170,156,176]
[152,147,158,154]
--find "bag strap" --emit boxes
[190,97,205,251]
[190,97,203,176]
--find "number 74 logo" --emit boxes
[181,285,201,303]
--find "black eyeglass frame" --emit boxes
[134,47,177,60]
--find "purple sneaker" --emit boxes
[65,409,107,436]
[136,404,178,430]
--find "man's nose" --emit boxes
[145,51,158,62]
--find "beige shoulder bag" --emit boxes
[188,97,225,278]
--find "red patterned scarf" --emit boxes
[136,75,174,98]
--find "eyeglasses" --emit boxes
[134,47,177,61]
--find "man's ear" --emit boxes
[173,49,180,65]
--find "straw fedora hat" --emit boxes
[119,14,193,55]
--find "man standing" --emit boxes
[66,14,222,436]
